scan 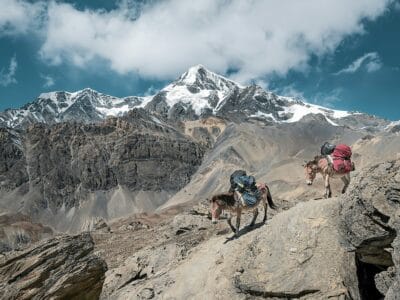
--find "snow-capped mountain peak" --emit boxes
[0,89,145,128]
[146,66,390,130]
[0,65,393,131]
[156,65,240,115]
[178,64,207,85]
[176,64,239,89]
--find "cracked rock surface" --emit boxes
[98,198,357,299]
[0,233,107,300]
[341,159,400,299]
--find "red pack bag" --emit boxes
[332,144,352,173]
[332,144,352,159]
[333,159,353,173]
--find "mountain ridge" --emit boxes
[0,65,392,131]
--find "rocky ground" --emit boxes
[90,159,400,299]
[0,159,399,299]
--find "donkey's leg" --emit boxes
[226,212,236,233]
[249,208,258,227]
[262,198,268,223]
[341,174,350,194]
[235,208,242,236]
[324,174,332,198]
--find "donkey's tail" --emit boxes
[267,188,277,209]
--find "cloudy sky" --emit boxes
[0,0,399,120]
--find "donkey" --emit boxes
[304,155,351,199]
[209,183,276,237]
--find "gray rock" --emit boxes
[375,267,396,296]
[138,287,155,299]
[0,109,206,232]
[104,198,359,299]
[0,232,107,299]
[0,128,28,190]
[340,159,400,299]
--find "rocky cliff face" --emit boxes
[340,159,400,299]
[0,109,206,232]
[0,128,28,190]
[0,233,107,299]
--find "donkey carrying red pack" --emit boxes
[304,143,355,198]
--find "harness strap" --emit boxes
[235,192,246,207]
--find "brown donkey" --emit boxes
[209,183,276,237]
[304,155,351,199]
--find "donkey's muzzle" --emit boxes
[306,180,312,185]
[212,219,217,224]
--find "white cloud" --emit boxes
[334,52,382,75]
[253,79,270,90]
[40,74,55,88]
[0,0,45,35]
[0,55,18,86]
[365,58,383,72]
[38,0,392,83]
[275,85,305,100]
[143,85,157,96]
[1,0,393,83]
[312,88,343,108]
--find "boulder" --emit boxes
[0,232,107,299]
[340,159,400,299]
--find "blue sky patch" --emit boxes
[0,0,399,120]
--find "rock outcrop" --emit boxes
[340,159,400,299]
[0,232,107,299]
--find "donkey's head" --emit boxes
[304,160,318,185]
[257,182,267,193]
[209,193,234,224]
[209,196,224,224]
